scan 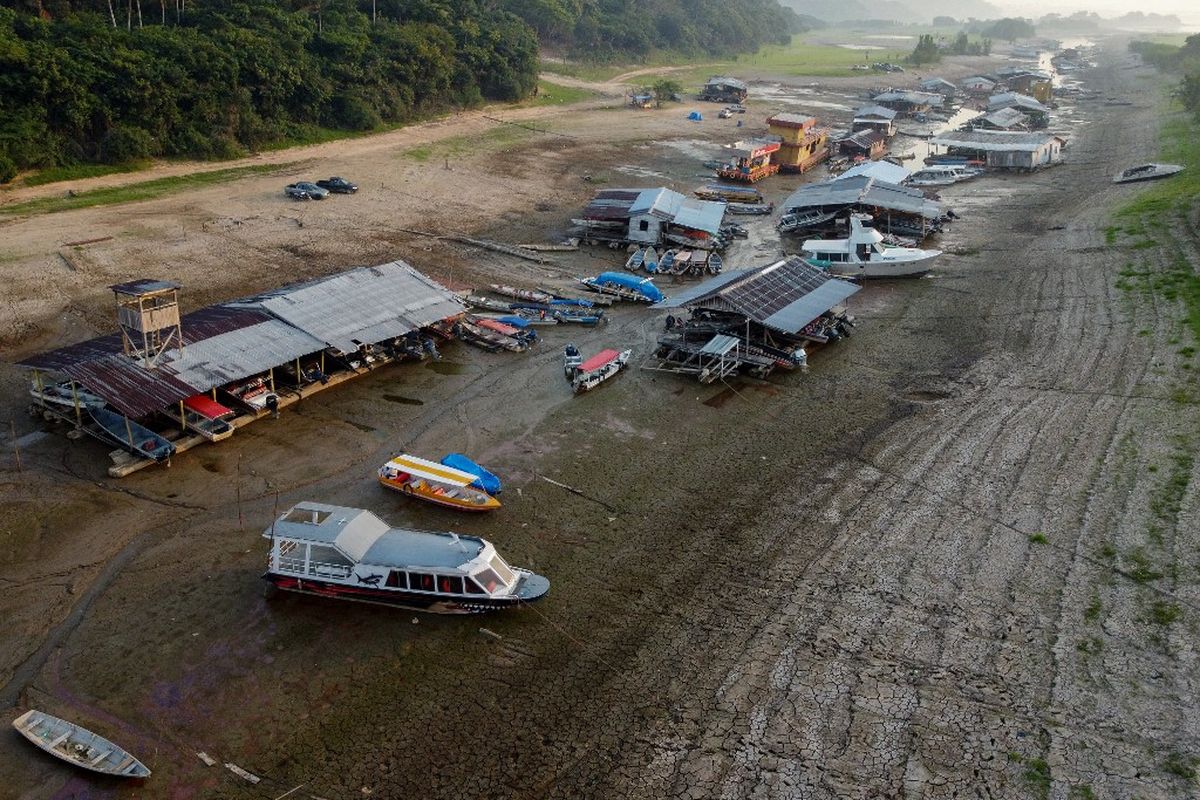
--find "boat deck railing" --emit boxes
[307,560,353,580]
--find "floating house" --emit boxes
[19,262,464,475]
[971,107,1030,131]
[1005,72,1053,104]
[575,187,728,250]
[836,130,887,161]
[961,76,997,96]
[766,113,830,174]
[851,105,898,138]
[987,92,1049,128]
[717,138,781,183]
[870,90,943,116]
[918,77,957,99]
[928,130,1065,170]
[699,76,748,103]
[780,174,946,239]
[650,257,859,383]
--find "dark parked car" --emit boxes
[316,176,358,194]
[284,184,311,201]
[288,181,329,199]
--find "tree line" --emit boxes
[1130,36,1200,118]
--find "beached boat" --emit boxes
[625,248,646,271]
[379,453,501,511]
[580,272,664,303]
[800,214,942,279]
[706,253,723,274]
[537,287,613,306]
[474,316,537,345]
[1113,163,1184,184]
[694,183,765,203]
[480,313,557,328]
[905,164,982,187]
[725,201,775,215]
[440,453,501,495]
[778,208,838,234]
[28,380,106,411]
[261,501,548,613]
[456,318,528,353]
[12,710,151,779]
[572,348,633,393]
[658,249,678,274]
[643,246,658,273]
[555,309,605,326]
[465,294,513,313]
[163,395,235,442]
[88,407,175,462]
[488,284,555,303]
[563,343,583,378]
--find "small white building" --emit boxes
[929,130,1066,170]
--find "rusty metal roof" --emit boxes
[61,355,197,418]
[110,278,181,295]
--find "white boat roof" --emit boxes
[264,502,486,570]
[383,453,476,487]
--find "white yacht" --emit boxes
[800,215,942,279]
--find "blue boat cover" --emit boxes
[595,272,664,303]
[441,453,502,494]
[496,315,531,328]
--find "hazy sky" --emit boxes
[1002,0,1199,25]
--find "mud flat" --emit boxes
[1,42,1197,799]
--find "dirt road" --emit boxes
[0,42,1196,800]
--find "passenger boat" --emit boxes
[261,501,548,613]
[379,453,502,511]
[163,395,236,442]
[440,453,501,494]
[1112,163,1184,184]
[488,284,554,303]
[88,407,175,462]
[572,348,633,393]
[800,214,942,279]
[28,380,106,411]
[12,710,151,778]
[580,272,664,303]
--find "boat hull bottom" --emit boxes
[263,574,531,614]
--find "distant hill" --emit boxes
[781,0,1000,24]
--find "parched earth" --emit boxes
[0,41,1197,800]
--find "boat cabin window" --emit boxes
[386,570,407,589]
[409,573,435,592]
[307,544,353,579]
[465,577,487,594]
[473,568,506,593]
[438,575,464,594]
[489,555,515,585]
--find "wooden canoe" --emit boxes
[12,710,150,778]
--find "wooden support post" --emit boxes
[295,357,301,388]
[124,415,134,448]
[268,368,275,392]
[179,401,186,434]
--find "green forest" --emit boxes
[0,0,803,182]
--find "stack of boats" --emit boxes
[464,284,607,327]
[627,247,722,277]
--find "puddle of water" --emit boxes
[383,394,424,406]
[863,34,914,41]
[425,361,466,375]
[835,43,885,50]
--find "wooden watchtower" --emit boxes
[111,279,183,368]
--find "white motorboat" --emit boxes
[29,380,105,411]
[1112,163,1184,184]
[906,164,982,187]
[800,214,942,279]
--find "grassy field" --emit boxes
[402,123,535,163]
[528,79,602,106]
[19,160,154,188]
[0,163,292,217]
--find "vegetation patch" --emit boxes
[0,164,288,217]
[1148,600,1182,626]
[1163,751,1199,782]
[20,160,152,188]
[530,80,601,107]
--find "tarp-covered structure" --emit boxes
[18,261,464,419]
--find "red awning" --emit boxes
[579,349,620,372]
[183,394,234,419]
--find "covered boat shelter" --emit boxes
[780,175,945,239]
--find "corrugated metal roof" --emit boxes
[672,198,725,236]
[872,90,942,105]
[660,257,857,334]
[837,161,910,184]
[930,130,1064,152]
[157,318,327,391]
[581,189,642,221]
[110,278,181,295]
[61,354,197,418]
[977,108,1029,129]
[699,334,740,356]
[854,105,898,120]
[630,187,682,219]
[256,261,464,353]
[659,270,748,309]
[839,130,886,149]
[919,78,957,91]
[782,175,943,219]
[768,113,816,128]
[988,92,1047,113]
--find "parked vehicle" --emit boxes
[284,185,311,201]
[718,109,733,119]
[286,182,329,199]
[315,176,358,193]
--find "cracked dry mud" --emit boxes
[0,41,1197,800]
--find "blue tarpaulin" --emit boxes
[688,111,703,121]
[440,453,502,495]
[595,272,664,303]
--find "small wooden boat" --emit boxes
[379,454,501,511]
[88,407,175,462]
[478,313,557,327]
[456,318,528,352]
[563,343,583,378]
[537,287,613,306]
[29,380,105,411]
[643,246,659,273]
[625,248,646,271]
[1113,163,1184,184]
[694,183,764,203]
[474,316,537,345]
[162,395,235,442]
[658,249,678,274]
[572,348,633,393]
[725,202,774,215]
[465,294,513,313]
[488,284,554,303]
[778,208,838,233]
[12,710,150,778]
[706,253,724,274]
[261,501,547,613]
[554,309,605,326]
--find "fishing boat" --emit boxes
[456,318,528,353]
[537,288,614,306]
[572,348,633,393]
[465,294,514,313]
[694,183,765,203]
[1113,163,1184,184]
[554,309,605,326]
[706,253,724,274]
[379,453,502,512]
[800,214,942,279]
[28,380,106,411]
[580,272,664,303]
[261,501,548,613]
[474,316,537,345]
[658,249,678,274]
[488,284,555,303]
[12,710,151,778]
[440,453,501,494]
[481,313,557,328]
[625,248,646,271]
[163,395,236,442]
[88,407,175,462]
[778,208,839,233]
[643,246,658,273]
[725,201,774,215]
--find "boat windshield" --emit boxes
[472,555,515,593]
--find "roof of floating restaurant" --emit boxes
[930,130,1065,152]
[17,260,463,418]
[782,175,943,220]
[660,257,859,334]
